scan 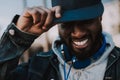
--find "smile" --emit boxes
[72,39,88,49]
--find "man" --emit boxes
[0,0,120,80]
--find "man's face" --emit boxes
[58,17,103,60]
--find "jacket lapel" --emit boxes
[104,47,120,80]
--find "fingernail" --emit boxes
[42,26,47,30]
[56,14,61,18]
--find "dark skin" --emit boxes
[16,6,61,35]
[58,17,103,60]
[16,6,103,61]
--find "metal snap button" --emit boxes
[9,29,15,36]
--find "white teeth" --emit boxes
[73,39,88,46]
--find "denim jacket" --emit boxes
[0,22,120,80]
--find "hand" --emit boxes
[16,6,61,35]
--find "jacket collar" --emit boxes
[106,47,120,70]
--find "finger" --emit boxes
[23,8,40,24]
[26,7,47,25]
[52,6,61,18]
[36,7,48,28]
[40,7,54,30]
[32,10,41,24]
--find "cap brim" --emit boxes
[53,2,104,23]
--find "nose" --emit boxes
[71,25,87,38]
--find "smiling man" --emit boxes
[0,0,120,80]
[58,17,103,60]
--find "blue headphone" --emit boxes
[63,35,106,69]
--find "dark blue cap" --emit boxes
[52,0,104,23]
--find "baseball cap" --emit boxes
[52,0,104,23]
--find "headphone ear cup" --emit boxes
[72,58,91,69]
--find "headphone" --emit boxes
[62,35,106,69]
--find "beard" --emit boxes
[59,22,103,60]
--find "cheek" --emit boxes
[89,22,102,34]
[87,24,102,45]
[59,28,71,38]
[90,24,102,44]
[59,29,72,45]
